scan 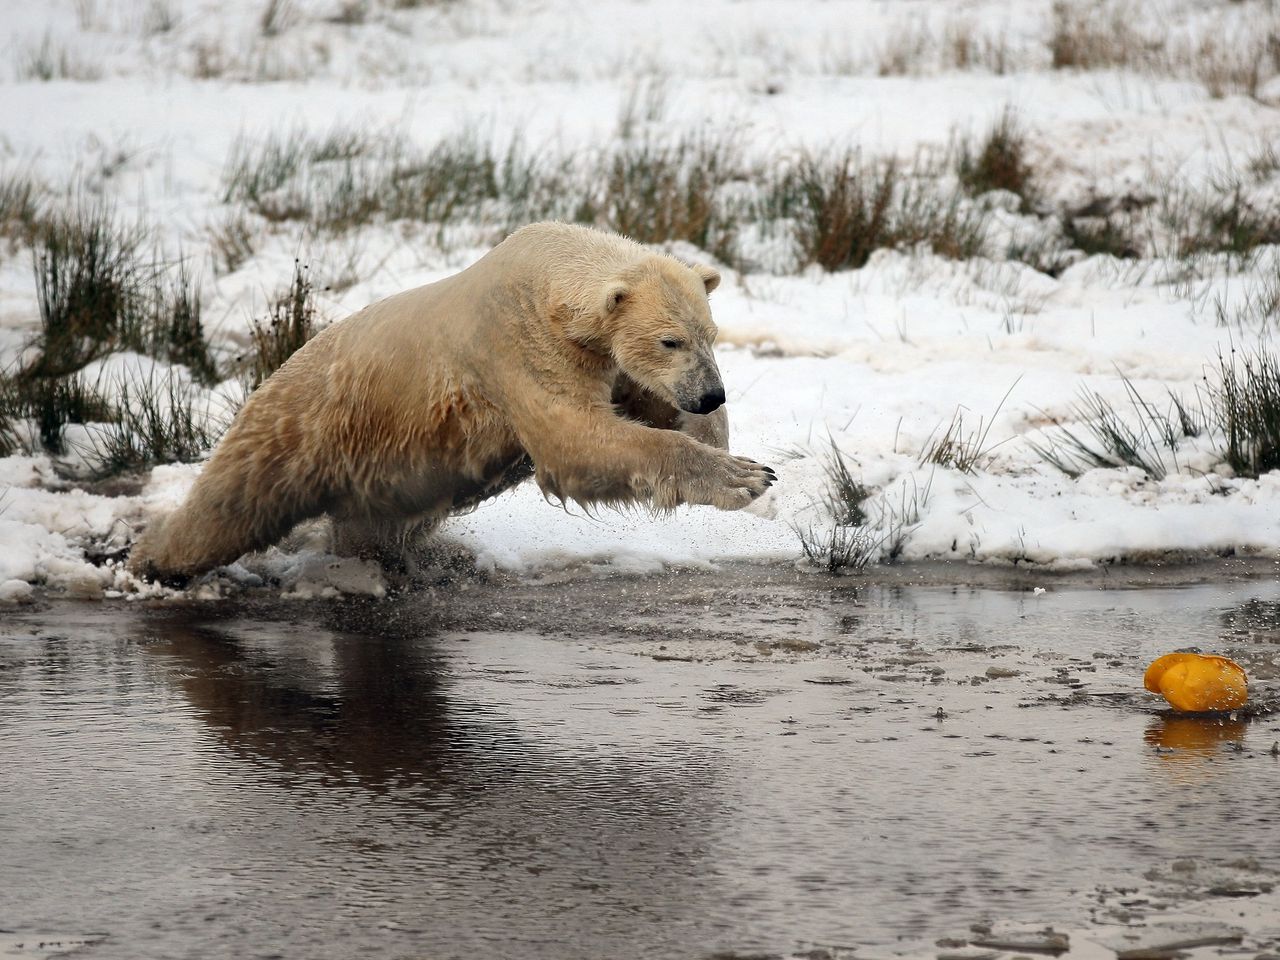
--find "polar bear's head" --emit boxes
[599,259,725,416]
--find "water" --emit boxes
[2,568,1279,960]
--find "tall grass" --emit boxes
[920,381,1018,474]
[216,112,1277,279]
[773,151,987,271]
[0,202,222,473]
[0,373,21,458]
[1049,0,1280,99]
[1211,258,1280,330]
[219,123,995,272]
[81,369,220,477]
[1029,355,1280,482]
[15,33,102,82]
[27,205,218,385]
[30,205,147,378]
[1026,375,1200,480]
[1215,347,1280,477]
[587,132,744,263]
[151,260,218,385]
[242,260,319,391]
[956,110,1038,209]
[0,170,42,246]
[794,441,879,574]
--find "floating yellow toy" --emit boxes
[1144,653,1248,713]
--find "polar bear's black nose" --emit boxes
[692,388,726,415]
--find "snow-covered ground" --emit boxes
[2,0,1279,599]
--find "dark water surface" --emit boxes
[2,567,1279,960]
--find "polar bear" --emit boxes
[128,222,775,583]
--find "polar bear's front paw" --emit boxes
[705,451,776,509]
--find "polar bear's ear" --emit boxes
[694,264,720,295]
[603,281,630,315]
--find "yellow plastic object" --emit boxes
[1143,653,1248,713]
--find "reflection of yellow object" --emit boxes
[1144,653,1248,712]
[1145,715,1247,753]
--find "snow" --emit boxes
[1,0,1278,598]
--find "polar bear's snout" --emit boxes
[688,386,726,415]
[675,353,726,415]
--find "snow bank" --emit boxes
[2,0,1278,599]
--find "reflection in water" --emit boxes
[133,607,733,958]
[1143,713,1251,786]
[1144,714,1248,755]
[146,612,458,791]
[4,576,1280,960]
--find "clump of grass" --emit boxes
[30,374,116,455]
[586,132,743,263]
[1211,259,1280,330]
[28,206,218,385]
[795,441,879,574]
[142,0,179,36]
[0,363,221,477]
[209,207,258,274]
[222,125,372,209]
[150,260,218,385]
[383,132,531,229]
[875,18,932,76]
[0,170,42,245]
[242,260,319,391]
[1031,352,1280,482]
[920,381,1018,473]
[0,370,115,456]
[259,0,298,37]
[797,521,879,574]
[192,39,228,79]
[1049,0,1148,71]
[776,150,987,271]
[29,205,147,378]
[1213,347,1280,478]
[821,439,871,527]
[2,202,221,472]
[957,110,1038,209]
[1028,374,1205,480]
[1048,0,1280,100]
[879,471,934,562]
[1176,25,1280,100]
[871,14,1015,76]
[16,33,103,82]
[1176,184,1280,261]
[0,372,21,457]
[1063,214,1142,260]
[221,123,747,258]
[223,127,535,235]
[81,369,219,477]
[943,17,1011,74]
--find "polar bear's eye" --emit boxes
[660,337,685,349]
